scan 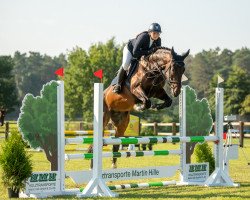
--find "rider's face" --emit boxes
[149,31,160,40]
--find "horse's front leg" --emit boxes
[151,88,172,110]
[132,85,151,111]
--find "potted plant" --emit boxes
[0,130,33,198]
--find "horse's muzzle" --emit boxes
[171,83,181,97]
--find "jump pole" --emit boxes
[179,85,187,184]
[204,87,238,186]
[77,83,118,198]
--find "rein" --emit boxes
[145,59,180,87]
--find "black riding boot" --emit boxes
[113,68,126,93]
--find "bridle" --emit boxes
[142,50,185,95]
[165,60,184,88]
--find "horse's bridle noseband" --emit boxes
[162,59,184,87]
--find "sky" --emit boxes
[0,0,249,56]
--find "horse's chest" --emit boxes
[140,73,165,96]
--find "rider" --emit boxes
[113,23,162,93]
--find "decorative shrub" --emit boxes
[194,142,215,175]
[0,130,33,193]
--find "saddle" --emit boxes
[111,59,139,88]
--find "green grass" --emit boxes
[0,137,250,200]
[0,123,250,199]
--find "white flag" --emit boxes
[181,74,189,82]
[217,75,224,84]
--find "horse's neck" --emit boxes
[147,51,172,69]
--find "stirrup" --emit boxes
[113,85,121,93]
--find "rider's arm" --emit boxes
[132,33,150,59]
[156,37,161,47]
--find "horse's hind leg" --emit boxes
[110,111,130,168]
[103,99,111,129]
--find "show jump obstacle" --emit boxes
[20,81,238,198]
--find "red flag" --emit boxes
[94,69,103,79]
[55,67,64,77]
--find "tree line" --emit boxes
[0,38,249,122]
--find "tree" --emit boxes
[232,47,250,74]
[224,66,250,115]
[88,37,123,89]
[240,95,250,115]
[18,81,58,170]
[64,38,123,121]
[185,86,213,163]
[13,51,67,103]
[216,49,234,80]
[64,47,92,121]
[218,49,233,69]
[0,56,18,112]
[189,53,212,98]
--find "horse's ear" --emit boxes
[182,49,190,59]
[171,47,176,57]
[171,47,175,54]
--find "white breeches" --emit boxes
[121,45,133,71]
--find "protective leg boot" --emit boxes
[113,68,126,94]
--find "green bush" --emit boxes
[140,126,154,136]
[194,142,215,175]
[0,130,33,193]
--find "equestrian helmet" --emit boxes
[148,23,162,33]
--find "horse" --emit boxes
[0,107,6,126]
[88,47,189,168]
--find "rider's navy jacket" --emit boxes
[127,31,161,59]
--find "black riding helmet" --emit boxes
[148,23,162,33]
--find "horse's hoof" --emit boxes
[150,104,157,110]
[145,100,151,109]
[134,104,145,112]
[165,98,172,108]
[112,163,117,169]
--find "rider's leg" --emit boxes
[113,67,126,93]
[113,45,132,93]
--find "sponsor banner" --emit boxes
[186,163,209,182]
[25,172,60,194]
[67,165,180,184]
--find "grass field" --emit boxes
[0,124,250,199]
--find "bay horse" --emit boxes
[88,47,189,168]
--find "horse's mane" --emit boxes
[144,47,172,62]
[151,46,171,54]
